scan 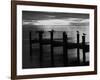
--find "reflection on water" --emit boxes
[43,45,89,63]
[68,49,89,62]
[22,25,89,68]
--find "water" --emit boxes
[22,25,89,68]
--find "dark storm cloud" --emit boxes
[22,11,89,21]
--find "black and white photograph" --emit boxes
[11,1,97,79]
[22,11,90,69]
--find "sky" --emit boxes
[22,11,89,27]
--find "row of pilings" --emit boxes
[29,30,88,67]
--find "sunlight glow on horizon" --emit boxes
[23,18,89,27]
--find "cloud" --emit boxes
[70,19,89,26]
[33,19,71,25]
[47,15,56,18]
[22,18,89,28]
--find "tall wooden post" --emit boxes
[38,31,44,67]
[63,32,68,66]
[77,31,80,64]
[50,30,54,67]
[29,31,32,61]
[82,33,86,64]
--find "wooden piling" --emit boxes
[77,31,80,64]
[29,31,32,61]
[38,31,44,67]
[82,33,86,64]
[50,30,54,67]
[63,32,68,66]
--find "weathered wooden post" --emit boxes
[82,33,86,64]
[38,31,44,67]
[77,31,80,64]
[29,31,32,61]
[63,32,68,66]
[50,30,54,67]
